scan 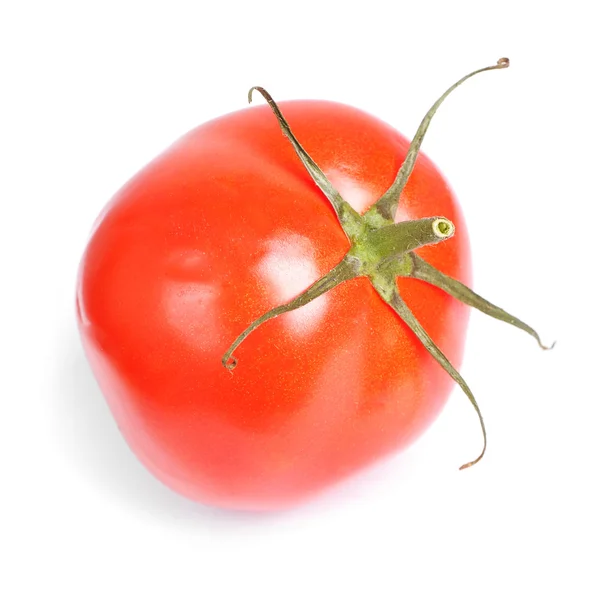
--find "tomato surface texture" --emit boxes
[77,100,471,510]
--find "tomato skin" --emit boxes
[77,100,471,510]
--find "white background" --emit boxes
[2,1,598,597]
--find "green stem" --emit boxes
[364,58,510,227]
[359,217,454,261]
[349,217,455,279]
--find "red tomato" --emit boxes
[76,100,470,510]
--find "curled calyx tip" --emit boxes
[223,356,238,372]
[459,448,485,471]
[432,217,455,239]
[459,459,478,471]
[248,87,258,104]
[497,57,510,68]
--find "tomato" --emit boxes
[76,97,471,510]
[77,59,551,509]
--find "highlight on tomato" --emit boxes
[76,58,551,510]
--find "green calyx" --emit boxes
[222,58,552,470]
